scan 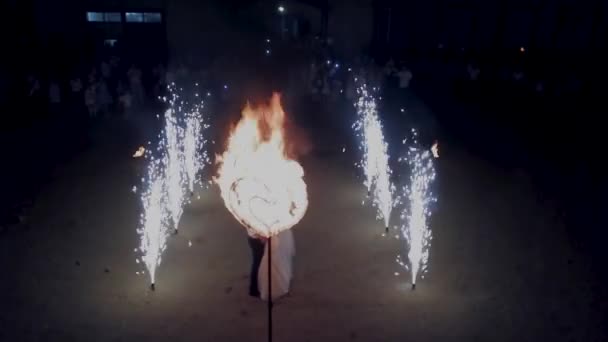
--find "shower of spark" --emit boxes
[159,83,211,231]
[134,83,211,288]
[353,84,395,230]
[163,107,186,231]
[353,88,377,193]
[183,102,210,195]
[396,129,437,287]
[136,155,170,287]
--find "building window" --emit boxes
[86,12,104,22]
[126,12,144,22]
[87,11,122,23]
[143,12,162,23]
[126,12,162,23]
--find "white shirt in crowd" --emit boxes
[49,82,61,103]
[101,62,111,79]
[120,93,132,108]
[467,64,480,81]
[397,68,413,88]
[29,79,40,97]
[70,78,83,93]
[85,86,96,106]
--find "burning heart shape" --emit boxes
[214,93,308,237]
[227,176,307,237]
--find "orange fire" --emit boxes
[215,93,308,237]
[431,141,439,158]
[133,146,146,158]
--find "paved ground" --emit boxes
[1,96,606,341]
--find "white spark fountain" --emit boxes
[396,129,437,289]
[163,107,186,232]
[161,83,210,231]
[136,154,170,289]
[135,83,210,288]
[353,84,395,231]
[183,101,210,196]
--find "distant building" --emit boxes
[372,0,606,58]
[252,0,374,58]
[19,0,380,67]
[27,0,167,67]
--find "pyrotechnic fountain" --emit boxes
[183,100,210,196]
[134,113,180,289]
[163,107,186,233]
[353,84,395,233]
[160,83,210,232]
[135,83,209,289]
[396,129,437,289]
[136,154,170,290]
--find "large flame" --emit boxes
[215,93,308,237]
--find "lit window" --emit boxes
[86,12,104,22]
[87,12,121,22]
[105,12,121,22]
[144,12,162,23]
[126,12,144,22]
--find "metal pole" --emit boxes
[268,235,272,342]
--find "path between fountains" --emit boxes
[0,115,603,341]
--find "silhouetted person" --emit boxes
[247,232,265,297]
[48,80,61,117]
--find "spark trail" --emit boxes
[163,107,186,232]
[396,129,437,288]
[135,83,210,288]
[136,154,170,289]
[353,84,395,231]
[160,83,210,231]
[183,99,210,196]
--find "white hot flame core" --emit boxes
[396,129,437,285]
[353,84,395,228]
[215,93,308,237]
